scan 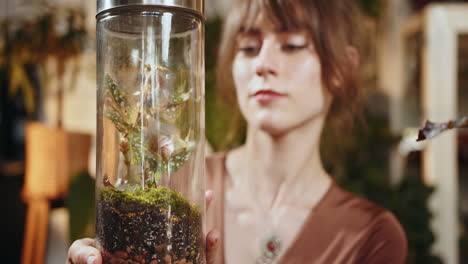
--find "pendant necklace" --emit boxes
[256,234,282,264]
[254,195,288,264]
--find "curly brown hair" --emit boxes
[216,0,364,141]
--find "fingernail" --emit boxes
[87,255,97,264]
[211,237,218,247]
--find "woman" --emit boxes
[68,0,407,263]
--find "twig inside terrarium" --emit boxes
[104,70,193,191]
[417,116,468,141]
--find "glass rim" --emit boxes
[97,0,204,17]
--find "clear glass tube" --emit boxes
[96,5,204,264]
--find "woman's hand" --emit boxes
[67,238,101,264]
[67,190,220,264]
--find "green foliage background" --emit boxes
[205,18,246,151]
[67,171,95,243]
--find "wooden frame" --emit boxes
[419,4,468,264]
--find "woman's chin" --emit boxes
[257,121,290,137]
[246,112,288,136]
[252,113,325,137]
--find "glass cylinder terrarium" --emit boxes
[96,1,205,263]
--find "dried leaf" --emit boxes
[417,116,468,141]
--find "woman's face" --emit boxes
[232,16,332,136]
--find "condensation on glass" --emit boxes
[95,2,205,263]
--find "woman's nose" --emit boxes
[255,39,278,77]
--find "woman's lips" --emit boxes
[252,90,286,104]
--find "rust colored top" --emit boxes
[206,153,408,264]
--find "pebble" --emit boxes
[154,244,166,252]
[109,257,126,264]
[133,255,144,262]
[115,251,129,259]
[164,254,172,263]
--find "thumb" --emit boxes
[67,238,102,264]
[206,230,220,264]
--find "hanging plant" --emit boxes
[1,3,87,120]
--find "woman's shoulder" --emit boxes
[329,184,398,224]
[327,184,408,262]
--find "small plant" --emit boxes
[97,67,201,264]
[103,66,194,187]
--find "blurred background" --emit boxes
[0,0,467,263]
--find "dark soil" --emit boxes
[96,187,202,264]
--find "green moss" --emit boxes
[100,185,200,217]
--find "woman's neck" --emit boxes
[227,116,331,211]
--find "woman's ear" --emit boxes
[347,46,360,69]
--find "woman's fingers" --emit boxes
[205,190,214,210]
[206,229,220,264]
[67,238,102,264]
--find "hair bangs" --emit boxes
[237,0,310,33]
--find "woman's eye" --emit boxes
[238,46,260,56]
[282,44,307,52]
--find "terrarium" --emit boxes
[96,1,205,263]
